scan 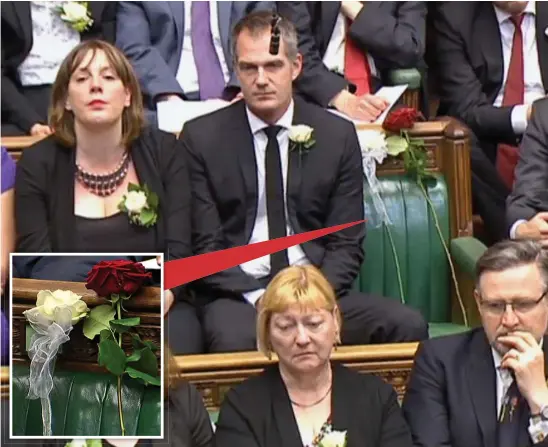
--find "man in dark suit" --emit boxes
[432,1,548,244]
[403,239,548,447]
[115,1,273,128]
[182,10,428,353]
[1,1,117,136]
[507,98,548,242]
[277,1,427,121]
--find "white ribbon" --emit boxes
[24,306,73,436]
[358,130,393,228]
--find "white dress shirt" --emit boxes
[18,1,81,86]
[492,344,548,442]
[322,12,378,80]
[493,1,545,135]
[240,101,310,305]
[175,0,230,95]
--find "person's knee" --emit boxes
[391,305,428,341]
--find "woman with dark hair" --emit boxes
[14,40,202,355]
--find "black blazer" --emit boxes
[277,1,427,108]
[1,1,117,132]
[214,362,412,447]
[14,128,191,262]
[182,97,365,298]
[402,328,548,447]
[507,98,548,231]
[433,1,548,145]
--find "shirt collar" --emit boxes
[245,100,294,135]
[493,1,536,25]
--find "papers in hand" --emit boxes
[157,98,232,133]
[139,258,161,270]
[327,84,408,125]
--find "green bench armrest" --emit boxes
[386,68,422,90]
[451,237,488,278]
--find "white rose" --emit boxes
[124,191,148,213]
[320,430,347,447]
[357,130,387,155]
[289,125,313,143]
[35,290,89,324]
[61,2,89,22]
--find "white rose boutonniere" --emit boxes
[58,2,94,33]
[288,124,315,154]
[319,429,348,447]
[118,183,159,228]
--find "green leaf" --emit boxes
[131,333,159,352]
[100,329,113,342]
[140,208,155,226]
[98,339,127,376]
[118,201,128,213]
[126,346,158,377]
[83,305,116,340]
[147,191,159,209]
[127,182,140,192]
[386,135,409,157]
[126,347,146,363]
[125,366,161,387]
[110,317,141,334]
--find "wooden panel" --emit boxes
[11,278,161,368]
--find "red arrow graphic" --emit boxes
[164,220,365,289]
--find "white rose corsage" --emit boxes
[288,124,315,154]
[118,183,159,228]
[57,1,94,33]
[318,429,348,447]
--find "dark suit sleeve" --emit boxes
[433,4,516,142]
[182,125,263,295]
[14,144,52,252]
[214,389,260,447]
[1,47,43,133]
[115,2,184,101]
[349,2,426,69]
[278,2,349,107]
[506,99,548,232]
[319,122,365,294]
[97,1,118,43]
[402,342,453,447]
[378,381,414,447]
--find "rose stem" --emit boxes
[116,299,126,436]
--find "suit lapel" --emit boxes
[168,1,185,71]
[467,330,498,447]
[54,143,77,251]
[320,1,341,56]
[536,1,548,92]
[475,3,504,99]
[287,98,307,219]
[270,367,306,447]
[81,1,104,40]
[330,363,355,446]
[12,2,32,48]
[231,102,259,242]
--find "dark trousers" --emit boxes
[1,84,51,135]
[200,290,429,353]
[165,300,205,355]
[469,132,511,244]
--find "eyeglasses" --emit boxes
[479,290,548,315]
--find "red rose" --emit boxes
[85,260,152,297]
[382,107,421,133]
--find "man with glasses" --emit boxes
[402,239,548,447]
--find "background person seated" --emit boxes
[278,1,427,122]
[1,1,117,137]
[14,40,201,355]
[115,1,274,130]
[507,98,548,242]
[430,1,548,244]
[403,240,548,447]
[183,11,428,353]
[214,265,413,447]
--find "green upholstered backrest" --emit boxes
[359,174,451,323]
[11,364,161,436]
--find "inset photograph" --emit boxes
[9,254,163,438]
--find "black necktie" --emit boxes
[498,380,525,447]
[264,126,290,277]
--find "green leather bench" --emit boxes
[11,363,161,436]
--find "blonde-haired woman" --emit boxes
[214,265,413,447]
